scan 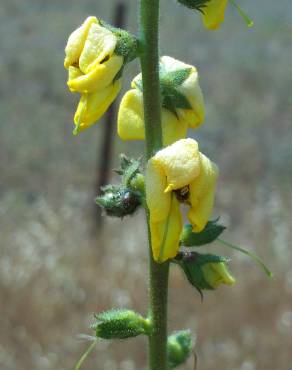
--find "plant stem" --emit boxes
[139,1,170,370]
[139,0,163,158]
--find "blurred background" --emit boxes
[1,0,292,369]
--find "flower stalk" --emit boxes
[139,0,169,369]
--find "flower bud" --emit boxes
[96,186,141,218]
[176,252,235,291]
[202,260,235,289]
[167,330,193,369]
[92,309,148,339]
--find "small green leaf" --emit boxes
[92,309,149,339]
[180,220,226,247]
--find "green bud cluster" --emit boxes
[167,330,193,369]
[92,309,149,339]
[96,154,145,218]
[96,185,141,218]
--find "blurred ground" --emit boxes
[0,0,292,369]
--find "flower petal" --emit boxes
[162,110,188,146]
[117,89,145,141]
[64,16,98,69]
[150,196,182,263]
[177,68,205,128]
[68,54,123,93]
[117,90,188,145]
[146,160,171,223]
[79,23,117,74]
[153,138,201,192]
[74,80,121,131]
[202,0,228,30]
[188,153,218,231]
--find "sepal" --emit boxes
[167,330,193,369]
[92,309,149,339]
[99,20,138,80]
[180,219,225,247]
[115,154,144,191]
[177,0,211,13]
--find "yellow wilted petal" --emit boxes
[64,16,98,69]
[160,56,186,72]
[118,89,187,145]
[202,0,228,30]
[67,66,83,92]
[79,23,117,74]
[187,185,216,232]
[74,80,121,132]
[117,89,145,141]
[68,54,123,93]
[150,196,182,263]
[153,138,201,192]
[161,110,188,146]
[189,154,218,208]
[145,160,171,223]
[188,154,218,231]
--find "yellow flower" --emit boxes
[202,0,228,30]
[73,80,121,133]
[64,16,123,93]
[64,16,127,133]
[117,56,204,145]
[201,262,235,288]
[146,138,218,262]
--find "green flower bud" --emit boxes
[92,309,149,339]
[167,330,192,369]
[116,154,143,190]
[96,185,141,218]
[129,173,145,193]
[175,252,235,292]
[180,219,226,247]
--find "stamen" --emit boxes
[174,186,190,203]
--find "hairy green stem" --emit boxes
[139,1,169,369]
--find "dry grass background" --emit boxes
[0,0,292,369]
